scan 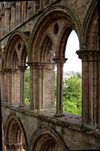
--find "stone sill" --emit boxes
[1,102,100,138]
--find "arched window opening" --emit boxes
[19,48,30,107]
[5,118,27,151]
[63,30,82,115]
[25,56,30,105]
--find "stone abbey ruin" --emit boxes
[0,0,100,150]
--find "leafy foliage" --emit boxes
[55,74,82,115]
[25,68,30,104]
[76,72,82,79]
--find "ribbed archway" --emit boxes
[30,127,68,151]
[5,115,27,151]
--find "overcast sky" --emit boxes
[63,30,81,73]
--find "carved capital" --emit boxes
[2,68,12,73]
[11,68,17,73]
[27,61,46,69]
[76,50,99,61]
[52,58,67,65]
[5,143,23,150]
[18,66,27,71]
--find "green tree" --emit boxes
[54,74,82,115]
[55,72,57,101]
[25,68,30,104]
[63,75,82,115]
[76,72,81,79]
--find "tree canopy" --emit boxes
[25,68,30,103]
[55,74,82,115]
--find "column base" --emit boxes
[54,113,65,117]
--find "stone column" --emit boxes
[98,53,100,127]
[33,1,36,14]
[4,70,7,102]
[1,13,5,37]
[0,15,1,36]
[3,69,11,103]
[6,143,23,151]
[7,69,12,104]
[11,69,17,104]
[40,0,43,9]
[16,2,21,26]
[29,62,45,111]
[11,2,16,29]
[53,58,67,117]
[19,66,26,107]
[22,1,27,22]
[4,6,10,34]
[43,0,46,7]
[76,50,98,125]
[1,70,4,102]
[38,63,45,111]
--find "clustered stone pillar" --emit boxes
[98,53,100,127]
[12,69,17,104]
[5,143,23,151]
[33,1,36,14]
[2,69,11,103]
[40,0,43,9]
[4,5,10,34]
[38,63,45,110]
[1,69,13,104]
[1,70,4,102]
[11,2,16,30]
[16,2,21,26]
[19,66,26,107]
[22,1,27,22]
[29,62,45,111]
[53,58,67,117]
[7,69,12,104]
[76,50,98,126]
[1,12,5,37]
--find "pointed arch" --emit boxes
[29,126,68,151]
[83,0,98,49]
[4,30,28,68]
[4,114,28,150]
[28,4,81,62]
[55,24,73,58]
[40,33,55,62]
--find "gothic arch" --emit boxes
[29,4,81,61]
[4,30,28,68]
[20,46,27,66]
[55,23,79,58]
[4,114,28,150]
[39,33,55,62]
[83,0,98,49]
[29,126,68,151]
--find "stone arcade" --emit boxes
[0,0,100,150]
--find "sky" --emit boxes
[63,30,81,73]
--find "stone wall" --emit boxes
[0,0,100,150]
[2,104,100,150]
